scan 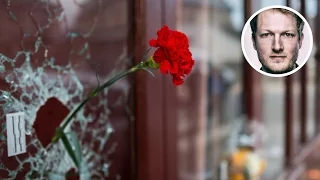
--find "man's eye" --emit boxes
[283,33,295,37]
[261,33,271,37]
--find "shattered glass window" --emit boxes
[0,0,133,179]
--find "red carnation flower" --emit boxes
[149,25,195,85]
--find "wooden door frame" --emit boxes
[243,0,263,123]
[133,0,178,180]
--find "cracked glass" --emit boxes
[0,0,133,179]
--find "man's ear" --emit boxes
[251,35,257,50]
[299,33,304,49]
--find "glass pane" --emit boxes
[256,1,287,178]
[302,0,318,178]
[0,1,133,179]
[176,0,244,179]
[306,0,317,145]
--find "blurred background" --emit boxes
[0,0,319,180]
[176,0,319,179]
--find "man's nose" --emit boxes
[272,35,284,52]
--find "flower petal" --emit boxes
[149,25,195,85]
[149,39,157,47]
[160,60,171,74]
[172,76,184,86]
[170,62,179,74]
[153,48,166,63]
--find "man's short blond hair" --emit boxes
[250,8,304,41]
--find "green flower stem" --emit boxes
[50,59,150,174]
[60,131,80,169]
[51,61,147,142]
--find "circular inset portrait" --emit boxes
[241,5,313,77]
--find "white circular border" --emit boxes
[241,5,313,77]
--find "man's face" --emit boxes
[252,10,303,74]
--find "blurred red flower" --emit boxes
[149,25,195,85]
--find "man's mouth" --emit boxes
[269,56,286,62]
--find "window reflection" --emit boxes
[176,0,244,179]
